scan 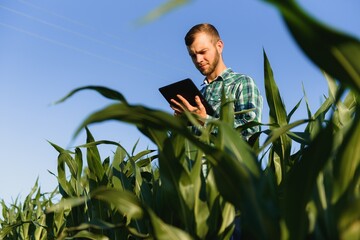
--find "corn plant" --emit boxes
[0,180,59,239]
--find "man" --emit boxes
[171,23,262,141]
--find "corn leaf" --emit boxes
[263,0,360,93]
[263,49,292,183]
[90,187,144,220]
[284,123,334,240]
[332,106,360,202]
[147,208,193,240]
[135,0,190,26]
[53,85,128,105]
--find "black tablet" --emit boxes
[159,78,215,116]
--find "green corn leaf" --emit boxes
[33,213,47,240]
[264,49,292,182]
[311,94,333,122]
[215,121,261,177]
[64,219,125,231]
[286,131,311,145]
[158,135,195,230]
[59,151,78,180]
[184,144,204,233]
[0,222,23,239]
[135,0,190,26]
[74,148,83,181]
[113,145,127,168]
[110,147,129,191]
[264,49,288,126]
[284,122,334,240]
[332,108,360,202]
[302,83,313,119]
[263,0,360,93]
[77,140,127,151]
[137,127,169,150]
[336,165,360,239]
[219,86,235,126]
[45,196,87,214]
[342,90,357,111]
[147,208,193,240]
[130,159,153,234]
[49,142,82,196]
[287,98,302,123]
[186,140,203,195]
[312,169,338,238]
[132,149,156,162]
[130,159,143,198]
[85,127,105,183]
[218,202,235,235]
[48,142,73,197]
[204,173,221,230]
[260,119,310,152]
[72,103,193,142]
[131,138,140,156]
[48,140,74,154]
[208,148,278,239]
[53,85,128,105]
[325,75,355,129]
[136,154,157,168]
[90,187,144,220]
[66,230,109,240]
[111,168,131,191]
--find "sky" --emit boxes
[0,0,359,205]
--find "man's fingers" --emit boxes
[173,95,206,117]
[176,94,192,108]
[194,96,207,118]
[170,98,184,110]
[195,96,205,110]
[170,104,182,113]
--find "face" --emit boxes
[187,32,223,78]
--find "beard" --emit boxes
[198,51,220,76]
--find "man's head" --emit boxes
[185,23,220,46]
[185,23,226,81]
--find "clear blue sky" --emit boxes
[0,0,359,204]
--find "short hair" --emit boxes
[184,23,221,46]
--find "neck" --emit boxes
[206,63,227,83]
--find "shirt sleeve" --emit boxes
[234,76,263,140]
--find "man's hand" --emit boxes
[170,94,207,120]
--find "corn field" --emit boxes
[1,0,359,239]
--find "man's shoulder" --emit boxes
[222,69,254,84]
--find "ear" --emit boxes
[216,39,224,53]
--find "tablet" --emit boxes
[159,78,215,116]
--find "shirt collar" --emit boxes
[202,68,233,85]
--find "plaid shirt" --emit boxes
[200,68,263,140]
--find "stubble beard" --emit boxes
[198,52,220,77]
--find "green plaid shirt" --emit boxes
[200,68,263,140]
